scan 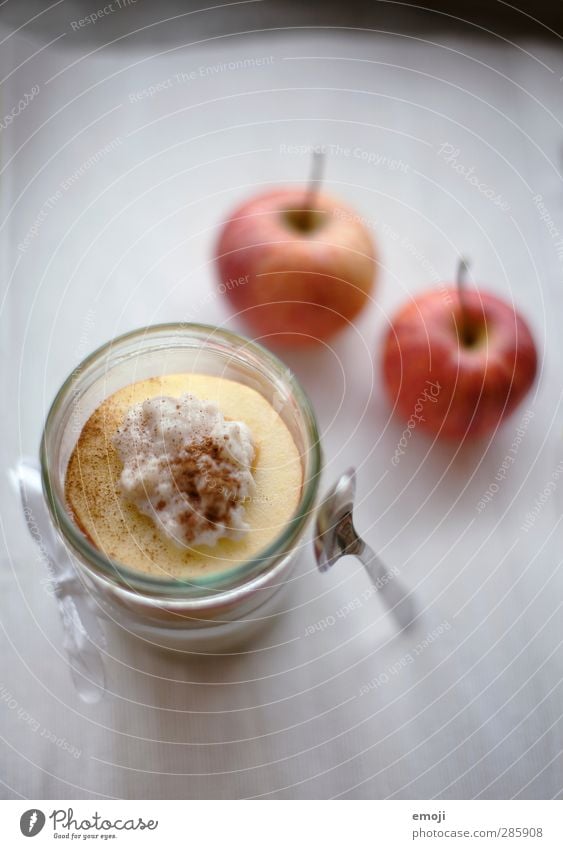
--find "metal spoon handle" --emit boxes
[13,458,106,704]
[357,541,416,630]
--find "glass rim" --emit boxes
[40,323,322,597]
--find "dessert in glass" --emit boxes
[41,324,321,651]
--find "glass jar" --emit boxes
[40,324,322,651]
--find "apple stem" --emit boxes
[303,149,325,229]
[457,256,472,344]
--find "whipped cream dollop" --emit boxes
[113,393,256,548]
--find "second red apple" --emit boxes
[382,286,538,440]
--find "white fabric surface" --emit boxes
[1,18,563,799]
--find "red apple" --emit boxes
[214,187,377,347]
[382,286,538,439]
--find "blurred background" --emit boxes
[3,0,563,39]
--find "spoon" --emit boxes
[314,468,416,630]
[12,458,106,703]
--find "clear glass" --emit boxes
[40,324,322,648]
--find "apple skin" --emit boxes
[382,288,538,440]
[214,188,377,347]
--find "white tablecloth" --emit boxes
[1,12,562,799]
